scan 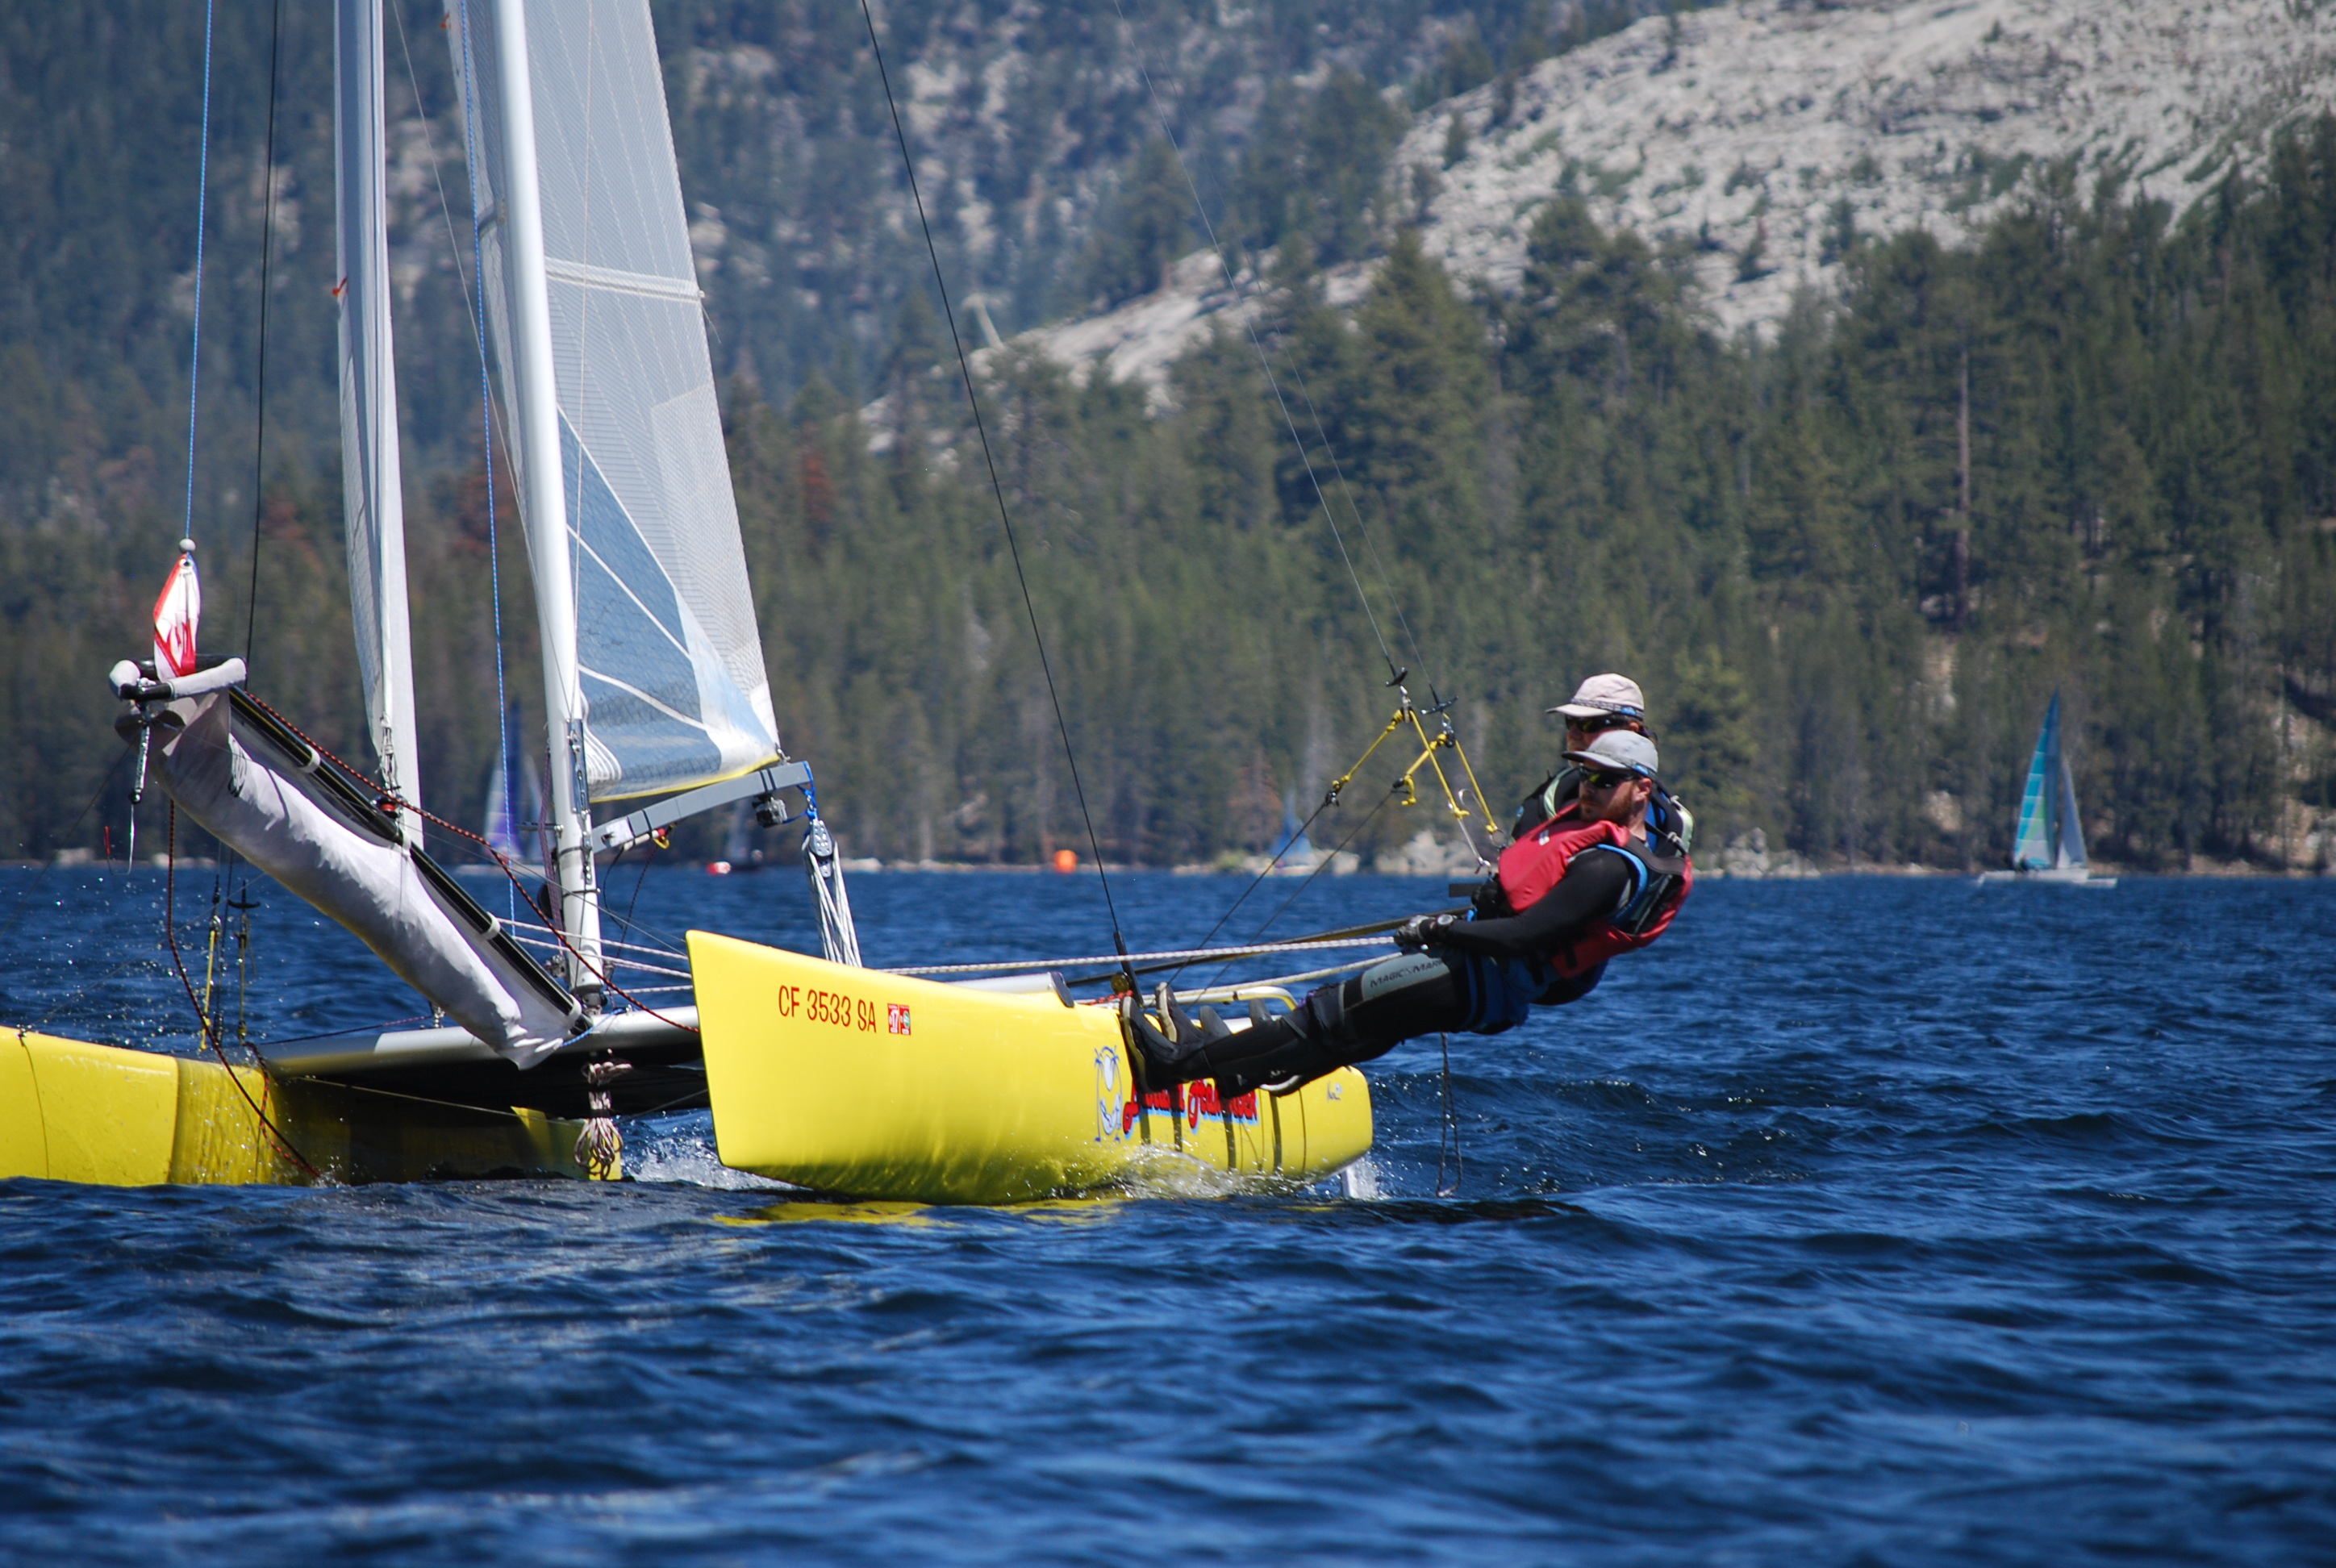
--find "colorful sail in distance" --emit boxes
[2012,691,2087,871]
[482,707,544,868]
[451,0,781,804]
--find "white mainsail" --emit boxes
[448,0,780,803]
[334,0,423,844]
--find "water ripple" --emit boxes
[2,871,2334,1562]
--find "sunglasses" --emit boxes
[1579,768,1644,792]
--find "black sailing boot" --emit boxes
[1182,986,1363,1099]
[1190,952,1472,1097]
[1120,982,1233,1088]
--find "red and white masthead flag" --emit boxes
[152,546,201,679]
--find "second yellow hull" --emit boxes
[0,1028,600,1186]
[688,932,1373,1203]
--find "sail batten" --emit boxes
[451,0,780,812]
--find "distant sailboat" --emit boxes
[469,708,543,875]
[1977,692,2116,886]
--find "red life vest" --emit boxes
[1493,807,1693,978]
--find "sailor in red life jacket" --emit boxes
[1508,672,1693,1007]
[1124,728,1693,1097]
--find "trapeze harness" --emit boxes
[1487,807,1694,978]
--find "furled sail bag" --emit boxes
[131,686,579,1066]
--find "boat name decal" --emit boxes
[1121,1079,1260,1132]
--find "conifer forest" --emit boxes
[2,1,2333,874]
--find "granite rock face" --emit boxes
[1007,0,2336,393]
[1407,0,2336,336]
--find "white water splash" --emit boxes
[620,1116,791,1191]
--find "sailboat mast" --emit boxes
[333,0,422,846]
[485,0,603,1000]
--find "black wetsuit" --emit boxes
[1141,843,1641,1095]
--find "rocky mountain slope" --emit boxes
[1015,0,2336,390]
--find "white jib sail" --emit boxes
[449,0,781,806]
[335,0,424,844]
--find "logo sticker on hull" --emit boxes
[887,1004,911,1035]
[1094,1046,1124,1141]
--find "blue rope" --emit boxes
[180,0,217,545]
[456,0,516,922]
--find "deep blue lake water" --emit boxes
[2,865,2333,1565]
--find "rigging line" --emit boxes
[180,0,219,546]
[857,0,1132,965]
[1064,951,1386,993]
[252,1013,432,1046]
[499,920,682,962]
[227,590,695,1032]
[1283,369,1434,689]
[888,934,1391,977]
[164,804,322,1178]
[628,1085,714,1119]
[243,0,284,665]
[1170,786,1340,978]
[1102,0,1404,684]
[215,0,287,924]
[1201,787,1395,990]
[620,836,657,934]
[567,1,601,721]
[387,0,489,369]
[178,0,220,548]
[453,0,517,926]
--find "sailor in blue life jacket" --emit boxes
[1124,728,1694,1097]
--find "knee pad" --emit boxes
[1336,951,1470,1051]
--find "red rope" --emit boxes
[238,694,699,1035]
[165,803,323,1179]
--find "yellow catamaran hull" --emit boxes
[0,1028,599,1186]
[5,938,1375,1201]
[689,932,1373,1204]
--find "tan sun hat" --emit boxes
[1548,673,1646,721]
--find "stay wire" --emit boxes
[179,0,217,548]
[1172,786,1341,974]
[1436,1032,1461,1196]
[243,0,283,666]
[453,0,517,926]
[215,0,286,928]
[857,0,1132,971]
[164,803,322,1179]
[1199,787,1392,991]
[388,0,497,418]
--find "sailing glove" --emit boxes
[1393,912,1460,952]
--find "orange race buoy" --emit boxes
[1052,849,1078,874]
